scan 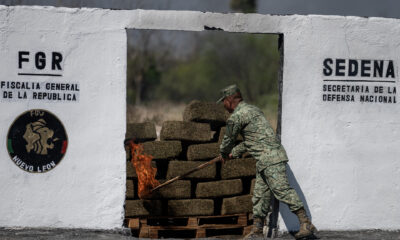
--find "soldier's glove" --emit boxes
[220,154,232,164]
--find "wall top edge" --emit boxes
[1,5,400,35]
[1,5,399,22]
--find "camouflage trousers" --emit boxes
[252,162,303,218]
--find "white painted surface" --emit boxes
[279,16,400,231]
[0,5,399,231]
[0,6,127,229]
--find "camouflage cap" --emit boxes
[216,84,241,103]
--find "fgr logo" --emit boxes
[7,109,68,173]
[18,51,64,77]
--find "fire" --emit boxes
[128,140,160,199]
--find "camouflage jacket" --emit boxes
[220,101,288,171]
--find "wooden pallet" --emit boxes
[126,214,250,238]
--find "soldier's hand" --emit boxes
[220,154,232,164]
[219,155,226,164]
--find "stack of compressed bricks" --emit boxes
[125,100,256,218]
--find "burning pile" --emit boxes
[128,141,159,199]
[125,101,255,217]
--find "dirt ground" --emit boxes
[1,228,399,240]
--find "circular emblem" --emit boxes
[7,109,68,173]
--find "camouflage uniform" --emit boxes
[220,101,304,218]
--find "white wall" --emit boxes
[0,6,127,229]
[0,6,399,231]
[279,16,400,231]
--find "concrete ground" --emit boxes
[0,228,399,240]
[272,230,400,240]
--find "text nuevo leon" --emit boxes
[12,155,57,172]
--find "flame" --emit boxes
[128,140,160,199]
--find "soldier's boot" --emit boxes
[243,218,264,239]
[294,208,317,239]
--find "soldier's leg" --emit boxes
[245,170,272,239]
[252,170,273,219]
[260,163,303,212]
[261,163,317,239]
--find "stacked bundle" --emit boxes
[125,101,256,218]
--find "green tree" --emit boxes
[156,32,279,111]
[230,0,257,13]
[127,30,170,105]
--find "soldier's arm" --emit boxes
[231,142,246,158]
[220,117,242,159]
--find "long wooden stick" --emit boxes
[150,156,222,192]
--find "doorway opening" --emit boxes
[126,30,282,133]
[124,28,283,238]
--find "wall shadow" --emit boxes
[279,164,312,232]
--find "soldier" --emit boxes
[217,85,317,239]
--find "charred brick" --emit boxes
[125,200,163,217]
[150,180,191,199]
[126,180,135,198]
[167,160,216,179]
[221,158,256,179]
[160,121,212,142]
[142,141,182,160]
[187,143,220,161]
[196,179,243,198]
[168,199,214,216]
[127,161,136,178]
[183,101,229,129]
[221,195,253,215]
[126,122,157,142]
